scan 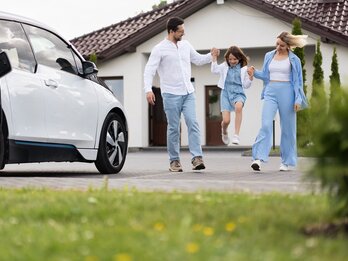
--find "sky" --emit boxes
[1,0,167,40]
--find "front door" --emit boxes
[149,87,167,146]
[205,86,223,146]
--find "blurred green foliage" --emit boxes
[309,87,348,217]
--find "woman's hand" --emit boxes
[294,103,301,112]
[247,66,255,76]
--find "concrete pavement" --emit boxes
[0,149,317,193]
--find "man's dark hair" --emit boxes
[166,17,184,33]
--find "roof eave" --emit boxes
[235,0,348,47]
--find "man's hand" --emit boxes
[146,91,156,105]
[210,47,220,57]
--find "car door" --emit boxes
[0,20,47,142]
[23,25,99,148]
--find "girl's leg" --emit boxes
[220,91,232,145]
[221,111,231,135]
[234,101,243,135]
[221,111,231,145]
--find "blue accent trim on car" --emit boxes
[8,140,88,164]
[14,140,75,149]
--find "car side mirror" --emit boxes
[0,51,11,77]
[82,61,98,75]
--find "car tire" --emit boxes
[95,112,128,174]
[0,127,5,170]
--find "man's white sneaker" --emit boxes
[279,163,289,171]
[221,129,230,145]
[232,134,240,145]
[251,160,261,171]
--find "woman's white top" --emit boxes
[269,57,291,81]
[211,61,252,89]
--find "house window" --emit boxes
[102,77,124,104]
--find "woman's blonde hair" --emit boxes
[277,31,308,50]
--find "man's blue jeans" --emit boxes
[162,92,203,162]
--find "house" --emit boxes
[71,0,348,148]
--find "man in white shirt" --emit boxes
[144,17,216,172]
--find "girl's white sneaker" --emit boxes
[221,129,230,145]
[232,134,240,145]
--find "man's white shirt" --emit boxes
[144,38,212,95]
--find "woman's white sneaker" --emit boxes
[279,163,289,171]
[251,160,261,171]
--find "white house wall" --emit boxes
[98,52,147,147]
[98,0,348,148]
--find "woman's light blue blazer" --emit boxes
[254,50,308,109]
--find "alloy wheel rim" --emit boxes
[106,120,125,167]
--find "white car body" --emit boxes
[0,11,128,174]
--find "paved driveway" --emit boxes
[0,150,316,193]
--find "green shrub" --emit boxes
[292,18,311,148]
[309,87,348,217]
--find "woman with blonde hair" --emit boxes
[248,31,308,171]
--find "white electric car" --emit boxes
[0,12,128,174]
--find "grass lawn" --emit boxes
[0,188,346,261]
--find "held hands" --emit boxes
[210,47,220,61]
[247,66,255,80]
[146,91,156,105]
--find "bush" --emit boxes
[309,88,348,217]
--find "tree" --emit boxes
[310,40,327,112]
[311,40,325,100]
[89,52,98,65]
[292,17,310,147]
[329,47,341,112]
[152,0,167,10]
[309,89,348,218]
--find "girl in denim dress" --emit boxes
[211,46,253,145]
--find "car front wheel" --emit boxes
[95,112,128,174]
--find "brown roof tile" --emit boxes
[266,0,348,35]
[71,0,348,61]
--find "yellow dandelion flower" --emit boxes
[154,222,165,232]
[113,253,132,261]
[203,227,214,236]
[186,242,199,254]
[225,222,236,232]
